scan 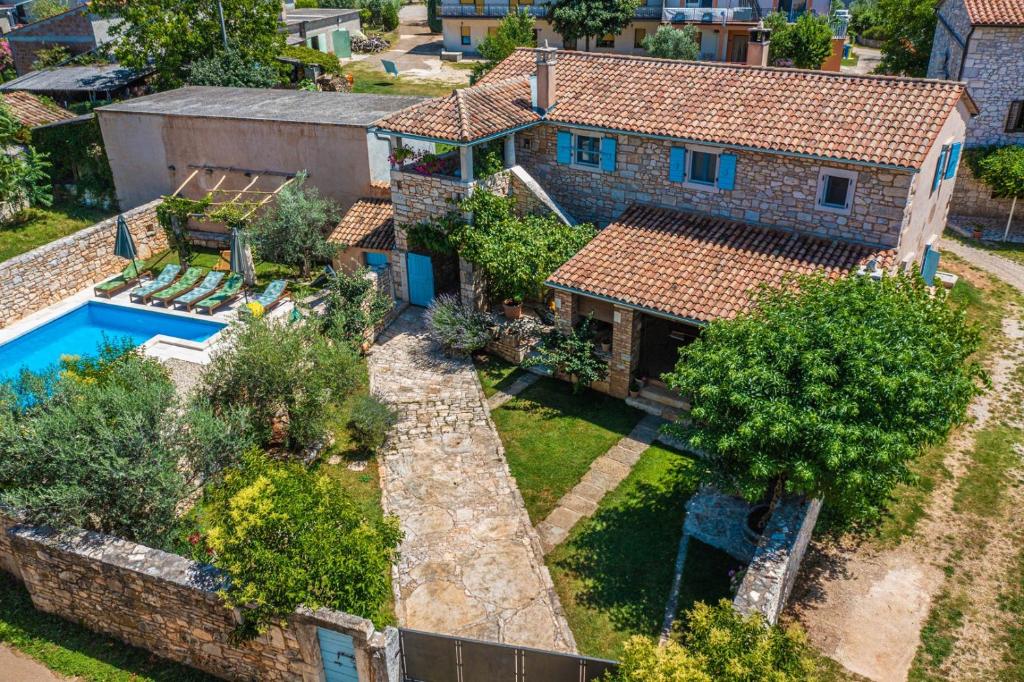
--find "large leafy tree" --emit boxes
[642,25,699,61]
[0,104,50,220]
[763,12,833,69]
[186,47,281,88]
[92,0,285,90]
[876,0,937,76]
[472,10,536,83]
[974,145,1024,240]
[549,0,640,52]
[664,273,984,529]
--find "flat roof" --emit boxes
[98,87,426,127]
[0,64,148,93]
[283,7,359,29]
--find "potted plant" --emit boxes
[972,224,984,240]
[628,378,641,398]
[502,298,523,319]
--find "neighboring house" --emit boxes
[0,90,76,127]
[927,0,1024,232]
[0,64,150,105]
[5,4,116,76]
[439,0,831,60]
[373,47,975,401]
[328,196,397,274]
[94,87,427,243]
[282,3,361,59]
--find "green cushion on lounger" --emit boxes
[149,267,205,302]
[130,263,181,299]
[95,259,147,292]
[195,273,243,311]
[174,270,225,306]
[253,279,287,307]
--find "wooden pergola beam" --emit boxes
[170,169,200,197]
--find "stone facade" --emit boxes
[518,125,943,251]
[950,160,1024,233]
[0,199,168,329]
[0,517,399,682]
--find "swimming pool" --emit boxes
[0,301,225,381]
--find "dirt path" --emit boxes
[0,646,67,681]
[787,258,1024,681]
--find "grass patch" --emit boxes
[999,543,1024,680]
[908,589,967,681]
[547,444,734,660]
[0,200,115,263]
[953,424,1023,518]
[875,439,952,546]
[473,353,524,398]
[143,247,300,288]
[491,378,642,523]
[841,53,860,67]
[346,61,461,97]
[0,573,215,681]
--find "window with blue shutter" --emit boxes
[932,145,949,193]
[668,147,686,182]
[944,142,962,180]
[717,153,737,190]
[600,136,617,172]
[556,131,572,164]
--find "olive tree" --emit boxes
[664,273,984,529]
[248,172,340,277]
[974,145,1024,240]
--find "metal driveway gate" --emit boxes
[399,628,617,682]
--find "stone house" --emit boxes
[372,47,974,402]
[927,0,1024,234]
[5,4,117,76]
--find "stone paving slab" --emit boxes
[536,414,665,553]
[368,309,575,652]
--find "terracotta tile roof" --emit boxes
[375,77,540,143]
[548,204,895,322]
[328,197,395,251]
[963,0,1024,25]
[0,91,76,128]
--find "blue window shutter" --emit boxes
[556,131,572,164]
[921,246,941,286]
[600,136,617,172]
[944,142,962,180]
[932,145,949,193]
[669,147,686,182]
[717,153,737,190]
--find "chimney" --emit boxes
[534,41,557,113]
[746,21,771,67]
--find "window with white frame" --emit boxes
[689,150,718,185]
[574,134,601,167]
[815,168,857,214]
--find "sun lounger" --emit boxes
[172,271,226,312]
[94,259,147,298]
[194,273,244,314]
[129,264,181,303]
[252,279,288,311]
[148,267,205,305]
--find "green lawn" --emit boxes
[0,573,215,681]
[474,353,525,398]
[490,378,643,523]
[143,246,300,287]
[347,61,463,97]
[546,444,734,660]
[0,201,115,263]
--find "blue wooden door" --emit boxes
[318,627,359,682]
[406,253,434,307]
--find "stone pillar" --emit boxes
[459,145,474,184]
[608,305,640,398]
[459,257,487,311]
[503,134,516,168]
[553,289,577,333]
[392,225,409,303]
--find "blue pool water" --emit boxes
[0,302,225,381]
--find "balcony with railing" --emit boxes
[438,2,549,18]
[662,1,777,24]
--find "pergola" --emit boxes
[169,164,298,221]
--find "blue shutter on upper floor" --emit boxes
[717,153,737,190]
[932,145,949,193]
[600,136,617,172]
[556,131,572,164]
[944,142,962,180]
[669,147,686,182]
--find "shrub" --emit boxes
[295,0,319,7]
[195,451,402,635]
[643,25,699,60]
[202,316,361,450]
[348,394,398,454]
[524,316,607,393]
[425,294,495,356]
[319,267,393,348]
[280,45,343,75]
[186,48,280,88]
[381,0,399,31]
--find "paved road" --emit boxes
[368,309,575,652]
[940,237,1024,295]
[841,45,881,75]
[352,4,471,84]
[0,646,65,681]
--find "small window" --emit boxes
[461,25,471,46]
[1007,101,1024,133]
[689,150,718,185]
[521,135,534,151]
[487,26,498,38]
[575,134,600,166]
[597,34,615,48]
[821,176,850,207]
[816,168,857,214]
[532,28,540,45]
[634,28,647,49]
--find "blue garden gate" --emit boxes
[366,251,388,269]
[318,627,359,682]
[407,253,435,307]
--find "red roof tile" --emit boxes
[964,0,1024,25]
[548,204,895,322]
[1,91,76,128]
[328,197,395,251]
[375,77,539,143]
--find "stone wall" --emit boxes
[733,497,822,625]
[927,0,971,82]
[1,518,399,682]
[0,199,167,329]
[950,159,1024,234]
[518,125,920,248]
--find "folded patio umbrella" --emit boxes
[229,227,256,287]
[113,215,140,276]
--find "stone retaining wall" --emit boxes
[0,517,399,682]
[950,162,1024,234]
[0,199,168,329]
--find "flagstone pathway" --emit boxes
[368,309,575,652]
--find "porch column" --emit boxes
[553,289,577,333]
[503,133,516,167]
[608,305,641,399]
[459,145,474,184]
